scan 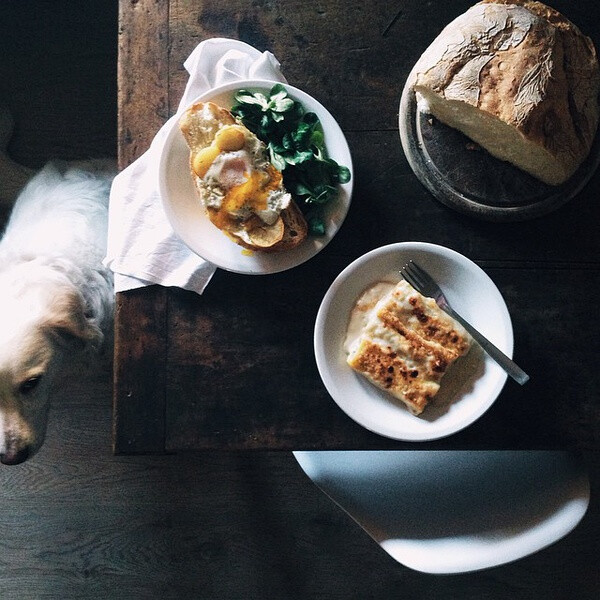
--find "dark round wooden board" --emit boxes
[399,83,600,221]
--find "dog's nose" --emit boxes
[0,446,31,465]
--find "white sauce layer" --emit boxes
[343,280,395,354]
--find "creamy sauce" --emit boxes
[343,280,395,354]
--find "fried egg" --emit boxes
[183,103,291,237]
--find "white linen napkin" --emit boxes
[104,38,287,294]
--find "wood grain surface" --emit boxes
[2,3,600,598]
[118,0,169,167]
[5,365,600,599]
[115,0,600,452]
[113,286,168,453]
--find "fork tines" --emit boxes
[400,260,419,290]
[400,260,432,298]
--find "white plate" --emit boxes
[294,450,590,574]
[314,241,512,441]
[158,79,353,274]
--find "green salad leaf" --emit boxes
[231,84,350,235]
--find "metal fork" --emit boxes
[401,260,529,385]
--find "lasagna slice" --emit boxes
[346,280,472,415]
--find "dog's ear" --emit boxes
[43,287,102,348]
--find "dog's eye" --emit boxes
[19,376,43,395]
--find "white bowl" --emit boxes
[314,241,512,441]
[294,450,590,574]
[158,79,353,274]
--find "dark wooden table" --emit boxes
[114,0,600,454]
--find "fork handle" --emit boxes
[443,306,530,385]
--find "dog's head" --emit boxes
[0,260,102,465]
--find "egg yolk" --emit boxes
[192,125,247,178]
[212,164,283,230]
[193,124,283,230]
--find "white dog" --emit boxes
[0,160,114,465]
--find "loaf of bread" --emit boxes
[179,102,307,252]
[410,0,600,185]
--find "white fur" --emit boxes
[0,160,115,464]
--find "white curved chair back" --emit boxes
[293,451,589,574]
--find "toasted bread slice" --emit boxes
[238,215,286,249]
[179,102,236,153]
[179,101,308,252]
[247,198,308,253]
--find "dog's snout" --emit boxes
[0,445,31,465]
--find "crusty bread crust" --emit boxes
[411,1,600,185]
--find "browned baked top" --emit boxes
[347,281,472,415]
